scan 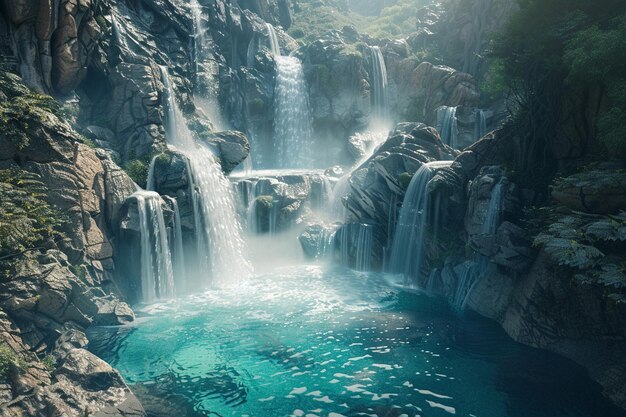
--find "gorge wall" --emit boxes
[0,0,625,415]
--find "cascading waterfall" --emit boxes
[267,24,313,168]
[160,67,252,282]
[436,106,459,148]
[273,57,314,168]
[388,161,453,282]
[134,191,175,302]
[370,46,388,120]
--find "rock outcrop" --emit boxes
[0,71,139,416]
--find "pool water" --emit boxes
[88,265,626,417]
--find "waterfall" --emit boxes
[273,55,314,168]
[475,109,487,140]
[190,0,206,53]
[134,191,175,302]
[370,46,388,121]
[436,106,459,148]
[339,223,374,271]
[483,178,504,234]
[160,67,252,283]
[170,199,186,286]
[266,23,281,56]
[452,178,506,310]
[388,161,452,282]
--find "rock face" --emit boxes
[298,26,480,162]
[1,317,145,417]
[422,144,626,408]
[416,0,517,78]
[0,73,139,416]
[338,123,458,267]
[387,61,480,124]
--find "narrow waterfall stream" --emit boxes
[370,46,388,120]
[388,161,453,282]
[160,67,252,283]
[133,191,175,302]
[436,106,459,148]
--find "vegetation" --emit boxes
[563,13,626,157]
[289,0,426,43]
[0,344,25,380]
[42,355,56,372]
[0,91,61,151]
[534,211,626,303]
[488,0,626,180]
[0,169,65,262]
[123,159,150,189]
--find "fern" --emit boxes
[0,169,65,260]
[535,210,626,302]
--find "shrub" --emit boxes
[0,345,25,379]
[123,159,149,189]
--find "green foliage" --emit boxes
[0,344,25,379]
[0,169,65,261]
[490,0,626,170]
[534,211,626,301]
[564,14,626,157]
[94,15,107,30]
[479,59,508,104]
[0,92,61,151]
[289,0,426,43]
[42,355,56,372]
[123,159,149,189]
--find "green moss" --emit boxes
[155,152,170,164]
[94,15,107,30]
[398,172,412,189]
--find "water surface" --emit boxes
[88,266,625,417]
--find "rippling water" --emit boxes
[88,265,625,417]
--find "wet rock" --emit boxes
[298,224,337,260]
[344,123,457,233]
[209,130,251,174]
[333,223,386,270]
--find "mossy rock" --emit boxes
[398,172,412,189]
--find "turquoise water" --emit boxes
[88,265,626,417]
